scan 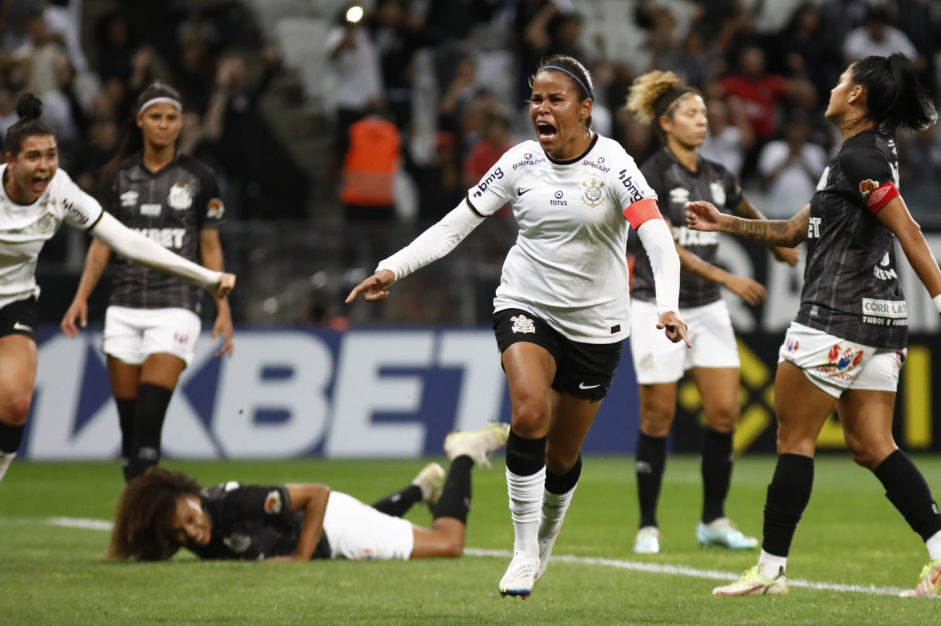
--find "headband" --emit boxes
[138,97,182,114]
[541,65,593,100]
[653,86,697,120]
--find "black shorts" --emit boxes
[492,308,623,400]
[0,297,38,341]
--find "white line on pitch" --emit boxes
[7,517,911,596]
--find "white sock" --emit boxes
[539,484,577,547]
[0,451,16,482]
[926,530,941,561]
[758,550,787,578]
[506,466,545,559]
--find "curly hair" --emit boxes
[109,467,202,561]
[625,70,698,129]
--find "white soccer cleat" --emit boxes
[534,522,560,582]
[633,526,661,554]
[498,553,539,599]
[411,462,446,509]
[444,422,510,469]
[899,560,941,597]
[713,566,788,596]
[696,517,759,550]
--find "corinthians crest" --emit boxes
[167,184,192,210]
[580,177,605,208]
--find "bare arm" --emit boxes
[731,197,800,265]
[61,238,112,337]
[200,229,234,358]
[271,484,331,561]
[687,201,810,247]
[876,197,941,299]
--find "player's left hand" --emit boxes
[773,246,800,267]
[212,313,234,358]
[657,311,691,348]
[346,269,396,303]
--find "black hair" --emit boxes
[104,80,183,176]
[5,93,55,157]
[850,53,937,134]
[532,55,594,129]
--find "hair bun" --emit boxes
[16,93,43,121]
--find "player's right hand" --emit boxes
[60,299,88,338]
[724,276,767,306]
[214,273,236,298]
[346,269,396,303]
[657,311,692,348]
[685,201,723,232]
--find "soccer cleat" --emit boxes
[696,518,759,550]
[713,566,788,596]
[498,553,539,599]
[534,522,560,582]
[899,560,941,597]
[411,462,446,509]
[443,422,510,469]
[633,526,661,554]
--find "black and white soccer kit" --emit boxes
[190,482,414,561]
[101,155,224,366]
[631,147,743,384]
[779,129,908,396]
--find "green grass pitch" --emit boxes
[1,455,940,624]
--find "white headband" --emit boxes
[138,97,182,114]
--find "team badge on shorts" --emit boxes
[168,184,193,210]
[511,314,536,334]
[580,177,605,208]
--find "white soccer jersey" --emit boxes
[0,166,103,309]
[467,135,657,343]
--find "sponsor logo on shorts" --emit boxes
[13,322,33,332]
[827,344,864,372]
[174,332,190,346]
[578,382,601,390]
[510,314,535,334]
[785,337,800,354]
[894,349,907,371]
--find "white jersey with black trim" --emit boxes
[0,166,103,309]
[466,135,656,343]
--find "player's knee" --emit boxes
[706,404,739,432]
[639,403,675,437]
[0,393,32,426]
[845,438,879,470]
[545,444,579,474]
[511,396,550,437]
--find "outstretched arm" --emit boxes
[686,201,810,248]
[61,238,112,337]
[268,484,331,562]
[731,197,800,265]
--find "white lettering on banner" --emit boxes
[437,331,505,433]
[214,335,332,457]
[326,332,435,458]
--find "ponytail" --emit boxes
[851,53,937,133]
[5,93,55,156]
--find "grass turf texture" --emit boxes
[1,455,939,625]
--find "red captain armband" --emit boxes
[623,198,663,230]
[865,181,900,214]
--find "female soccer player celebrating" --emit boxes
[624,71,798,555]
[62,81,233,482]
[0,93,234,484]
[347,55,689,598]
[687,53,941,597]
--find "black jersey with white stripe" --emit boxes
[632,147,742,308]
[796,130,906,349]
[103,154,224,314]
[190,482,330,561]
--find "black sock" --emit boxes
[125,383,174,482]
[505,430,547,477]
[701,428,734,524]
[636,432,666,528]
[762,453,814,557]
[546,454,582,495]
[115,397,136,481]
[0,422,24,454]
[874,450,941,541]
[372,485,423,517]
[433,455,474,524]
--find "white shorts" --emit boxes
[322,491,414,560]
[778,322,907,398]
[102,306,201,366]
[630,299,740,385]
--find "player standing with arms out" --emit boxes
[61,82,233,482]
[687,54,941,597]
[347,55,689,598]
[624,71,798,554]
[0,93,235,484]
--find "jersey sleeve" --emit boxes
[56,169,104,230]
[195,163,225,230]
[465,146,517,217]
[612,150,660,230]
[209,483,293,520]
[837,146,899,214]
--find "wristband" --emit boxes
[933,294,941,315]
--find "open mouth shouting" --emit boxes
[32,174,50,194]
[535,121,557,144]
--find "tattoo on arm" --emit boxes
[726,205,810,246]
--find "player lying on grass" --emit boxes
[109,423,509,562]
